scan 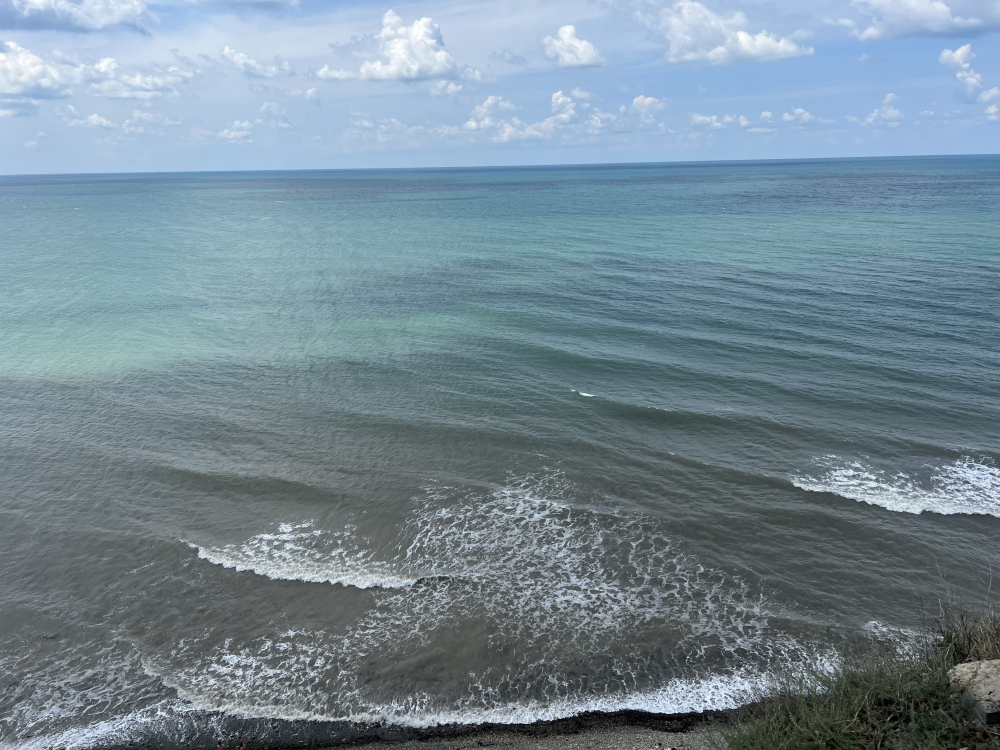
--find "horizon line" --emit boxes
[2,152,998,181]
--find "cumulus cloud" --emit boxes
[987,104,998,120]
[463,89,629,142]
[121,108,177,133]
[542,25,605,67]
[489,49,528,67]
[218,119,252,141]
[635,0,812,65]
[0,41,70,96]
[84,55,199,100]
[91,68,192,99]
[584,92,669,133]
[318,10,478,83]
[5,0,148,31]
[782,107,815,124]
[843,0,983,39]
[690,112,744,128]
[348,88,670,147]
[939,44,983,95]
[221,46,293,78]
[862,92,904,125]
[631,94,664,114]
[430,79,462,95]
[463,94,536,141]
[940,44,1000,117]
[66,110,115,128]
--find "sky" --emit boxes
[0,0,998,173]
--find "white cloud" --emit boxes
[940,44,1000,117]
[91,69,187,99]
[939,44,982,94]
[67,111,116,128]
[782,107,815,124]
[585,93,668,134]
[862,92,904,125]
[987,104,998,120]
[221,46,293,78]
[464,94,539,141]
[690,112,725,128]
[348,89,670,147]
[636,0,812,65]
[430,80,462,95]
[489,49,529,67]
[9,0,148,31]
[690,112,745,128]
[760,110,774,121]
[631,94,664,114]
[320,10,478,83]
[847,0,982,39]
[218,119,252,142]
[314,65,353,80]
[463,89,608,142]
[542,25,605,68]
[123,109,152,133]
[0,41,69,97]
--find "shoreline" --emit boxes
[168,709,736,750]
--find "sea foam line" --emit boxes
[793,455,1000,517]
[188,522,424,590]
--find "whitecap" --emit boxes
[188,522,425,590]
[792,455,1000,517]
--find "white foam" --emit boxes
[153,474,829,729]
[7,700,198,750]
[15,475,836,747]
[173,668,784,727]
[0,632,179,750]
[571,389,595,397]
[189,522,424,589]
[862,621,928,659]
[792,455,1000,517]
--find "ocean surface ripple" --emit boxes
[1,157,998,748]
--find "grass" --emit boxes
[724,605,1000,750]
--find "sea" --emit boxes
[1,156,998,749]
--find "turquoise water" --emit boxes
[1,157,999,748]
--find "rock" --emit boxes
[949,659,1000,725]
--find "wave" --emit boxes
[13,474,841,748]
[188,522,427,590]
[152,473,833,732]
[792,455,1000,517]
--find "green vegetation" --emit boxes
[726,607,1000,750]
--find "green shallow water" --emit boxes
[1,157,998,748]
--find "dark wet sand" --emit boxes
[337,711,732,750]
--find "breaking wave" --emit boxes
[156,473,829,728]
[792,455,1000,517]
[189,522,427,589]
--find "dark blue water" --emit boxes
[1,157,998,748]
